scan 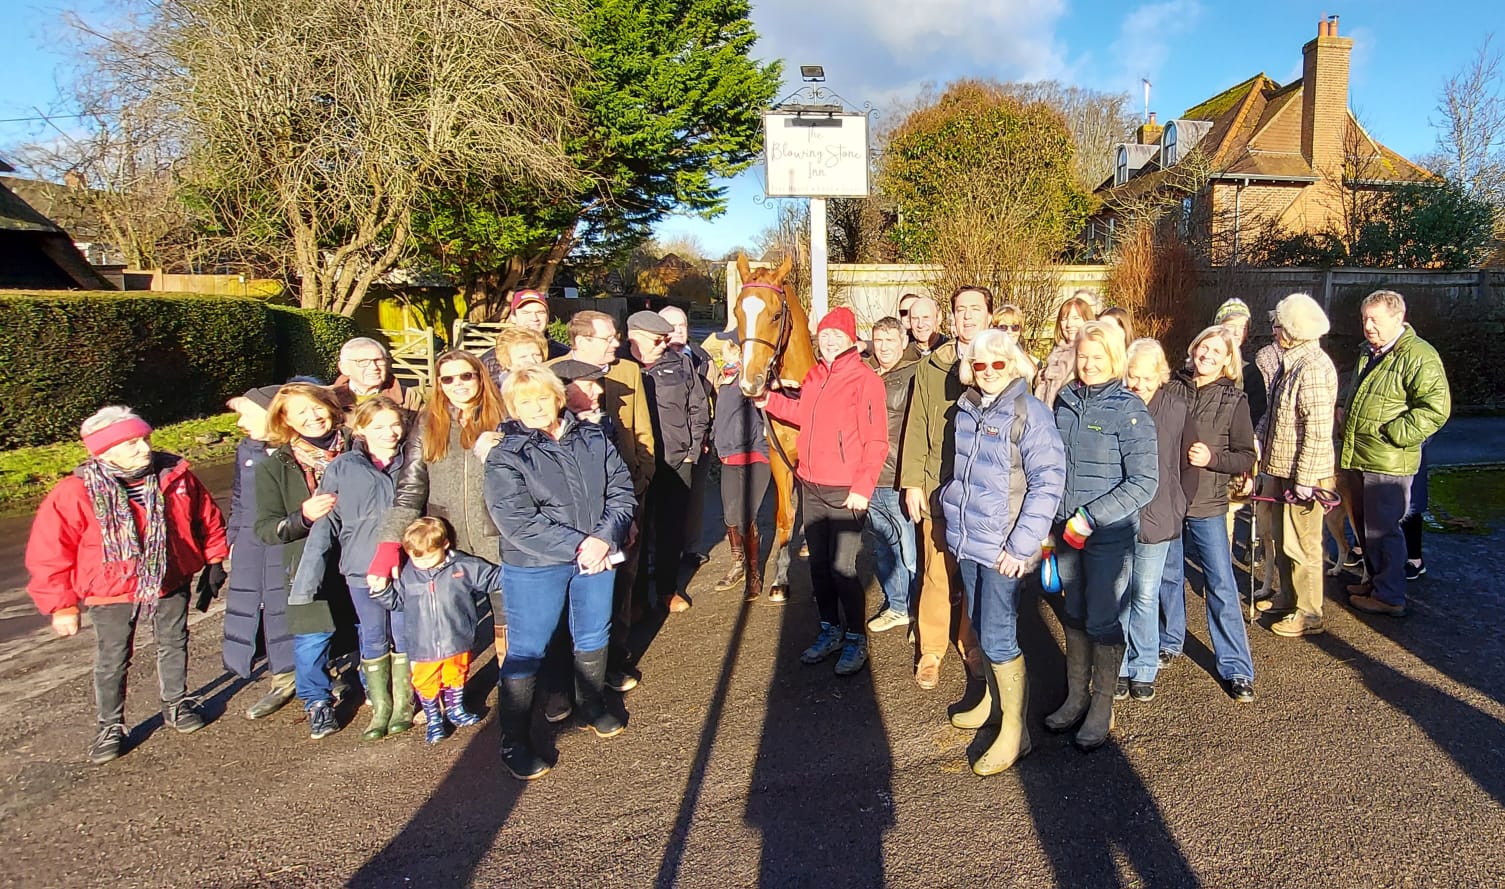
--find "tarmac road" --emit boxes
[1,417,1502,887]
[1,493,1503,887]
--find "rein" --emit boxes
[736,280,799,473]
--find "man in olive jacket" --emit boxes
[1339,290,1450,616]
[898,286,992,689]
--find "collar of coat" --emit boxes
[866,351,919,376]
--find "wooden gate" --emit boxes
[377,327,439,392]
[450,320,507,357]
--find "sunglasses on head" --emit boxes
[440,371,478,385]
[971,360,1010,373]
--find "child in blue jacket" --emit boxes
[373,517,500,744]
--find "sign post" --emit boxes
[762,108,870,325]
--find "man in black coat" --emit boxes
[625,310,710,613]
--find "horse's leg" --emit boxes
[767,453,795,602]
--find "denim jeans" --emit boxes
[958,559,1023,663]
[1056,520,1136,644]
[499,562,615,680]
[293,631,334,706]
[1179,516,1255,681]
[1158,535,1186,655]
[347,579,407,660]
[90,586,190,726]
[1122,539,1172,682]
[865,486,916,616]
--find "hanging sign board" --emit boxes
[762,111,871,198]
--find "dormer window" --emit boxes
[1163,123,1178,166]
[1116,147,1128,185]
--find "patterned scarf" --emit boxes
[289,434,344,493]
[79,458,168,612]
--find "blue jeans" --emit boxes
[293,631,334,706]
[1056,520,1136,644]
[1178,516,1255,681]
[348,579,407,660]
[1158,535,1186,655]
[1122,539,1172,682]
[865,487,916,616]
[499,562,615,680]
[958,559,1023,663]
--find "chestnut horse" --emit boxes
[728,253,816,601]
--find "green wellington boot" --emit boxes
[360,655,393,740]
[387,653,416,736]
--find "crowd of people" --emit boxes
[25,281,1451,779]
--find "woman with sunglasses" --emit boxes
[1045,321,1158,751]
[369,351,506,648]
[941,329,1065,775]
[991,304,1038,380]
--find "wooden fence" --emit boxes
[377,327,439,392]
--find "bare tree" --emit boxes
[1001,82,1138,193]
[77,0,583,315]
[1431,34,1505,214]
[9,13,191,271]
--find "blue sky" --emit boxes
[2,1,1497,257]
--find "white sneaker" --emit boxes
[866,609,911,633]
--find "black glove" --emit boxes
[193,562,228,612]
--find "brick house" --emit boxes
[1085,16,1431,264]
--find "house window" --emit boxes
[1179,196,1194,237]
[1116,147,1128,185]
[1106,217,1117,249]
[1163,123,1178,166]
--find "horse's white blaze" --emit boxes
[740,294,766,372]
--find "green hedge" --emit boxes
[268,304,364,383]
[0,293,363,449]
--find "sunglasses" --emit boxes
[440,371,478,385]
[899,309,910,317]
[997,323,1022,332]
[971,360,1010,373]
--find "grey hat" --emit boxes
[552,359,606,384]
[239,385,283,410]
[626,310,674,335]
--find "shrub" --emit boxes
[0,292,272,449]
[267,304,365,382]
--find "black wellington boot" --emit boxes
[574,647,626,739]
[498,675,550,780]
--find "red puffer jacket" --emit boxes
[26,454,229,615]
[764,348,889,499]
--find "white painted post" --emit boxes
[810,196,828,329]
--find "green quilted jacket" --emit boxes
[1338,325,1450,476]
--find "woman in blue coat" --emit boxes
[222,386,297,720]
[484,365,636,780]
[1045,321,1159,751]
[941,329,1065,776]
[291,396,413,741]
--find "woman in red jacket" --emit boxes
[761,307,889,676]
[26,406,228,764]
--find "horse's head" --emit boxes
[729,252,795,398]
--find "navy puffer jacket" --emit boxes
[942,380,1067,565]
[484,414,636,567]
[290,441,406,603]
[1054,380,1159,530]
[373,550,499,662]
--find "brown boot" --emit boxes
[714,527,746,591]
[743,526,763,601]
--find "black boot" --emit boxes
[1076,640,1127,751]
[497,675,550,780]
[574,647,626,739]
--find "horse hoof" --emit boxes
[767,586,788,604]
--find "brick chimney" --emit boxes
[1136,111,1163,146]
[1301,15,1352,176]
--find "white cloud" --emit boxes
[749,0,1070,110]
[1105,0,1203,95]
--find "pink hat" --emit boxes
[509,289,547,314]
[816,307,857,342]
[82,416,154,457]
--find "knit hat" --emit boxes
[238,385,283,411]
[815,307,857,343]
[509,289,547,314]
[1273,292,1330,342]
[1213,298,1252,325]
[82,413,154,457]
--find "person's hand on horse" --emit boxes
[903,487,927,523]
[843,492,869,512]
[51,611,80,637]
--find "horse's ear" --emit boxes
[736,252,753,286]
[773,254,793,284]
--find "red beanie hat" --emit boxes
[816,307,857,342]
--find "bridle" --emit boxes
[736,280,793,395]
